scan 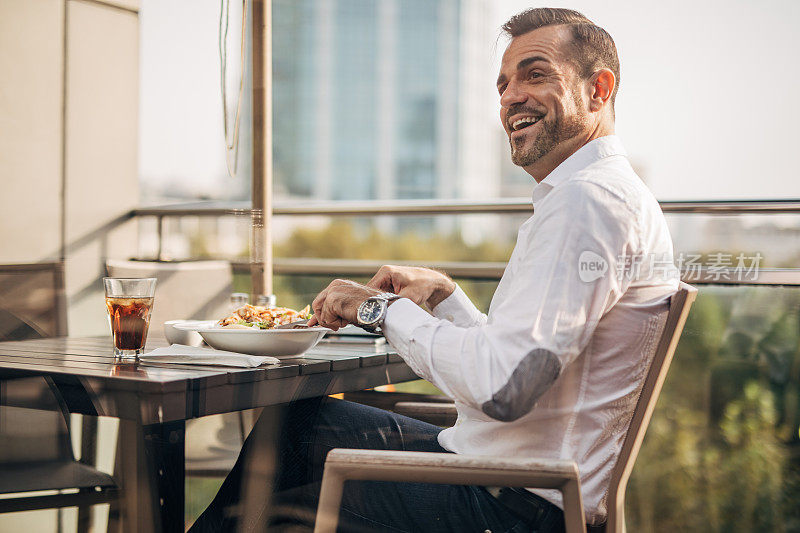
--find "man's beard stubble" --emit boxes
[509,101,587,168]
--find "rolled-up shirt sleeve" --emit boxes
[382,180,639,422]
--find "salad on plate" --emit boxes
[216,304,312,330]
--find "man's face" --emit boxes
[497,25,592,173]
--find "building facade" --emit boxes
[273,0,498,233]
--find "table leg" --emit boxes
[115,419,185,533]
[238,406,280,528]
[145,420,186,533]
[116,419,158,532]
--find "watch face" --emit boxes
[358,298,384,325]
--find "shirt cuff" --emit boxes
[431,284,484,327]
[382,298,438,378]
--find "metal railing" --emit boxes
[133,198,800,218]
[230,259,800,286]
[132,198,800,286]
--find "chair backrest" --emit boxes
[604,281,697,533]
[106,259,233,327]
[0,262,67,340]
[0,377,75,469]
[0,263,74,471]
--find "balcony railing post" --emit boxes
[156,215,164,262]
[251,0,273,298]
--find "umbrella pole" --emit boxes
[251,0,273,299]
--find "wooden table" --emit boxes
[0,336,418,532]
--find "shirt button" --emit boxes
[446,314,455,321]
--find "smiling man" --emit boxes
[498,17,619,176]
[192,8,678,533]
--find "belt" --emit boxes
[486,487,606,533]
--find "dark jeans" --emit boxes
[189,397,565,532]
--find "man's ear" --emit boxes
[588,69,615,112]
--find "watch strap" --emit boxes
[373,292,400,332]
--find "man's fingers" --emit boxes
[366,266,393,290]
[398,286,426,306]
[320,312,347,330]
[313,291,342,330]
[319,305,343,330]
[311,286,329,319]
[311,277,377,330]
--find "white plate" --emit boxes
[196,327,330,357]
[164,320,216,346]
[172,320,219,331]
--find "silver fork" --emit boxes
[274,319,311,329]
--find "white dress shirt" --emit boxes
[382,135,679,525]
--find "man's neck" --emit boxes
[525,121,615,183]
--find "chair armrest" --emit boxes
[314,449,586,533]
[393,401,458,426]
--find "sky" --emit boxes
[139,0,800,201]
[139,0,236,198]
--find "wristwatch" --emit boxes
[356,292,401,333]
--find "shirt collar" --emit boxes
[531,135,627,207]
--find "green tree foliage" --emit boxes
[275,221,513,262]
[627,286,800,532]
[270,222,512,310]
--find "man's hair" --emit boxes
[502,8,620,108]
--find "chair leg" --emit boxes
[107,497,122,533]
[561,477,586,533]
[77,416,99,533]
[314,468,346,533]
[76,488,95,532]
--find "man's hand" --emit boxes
[367,265,455,310]
[307,279,382,330]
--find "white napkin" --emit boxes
[140,344,280,368]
